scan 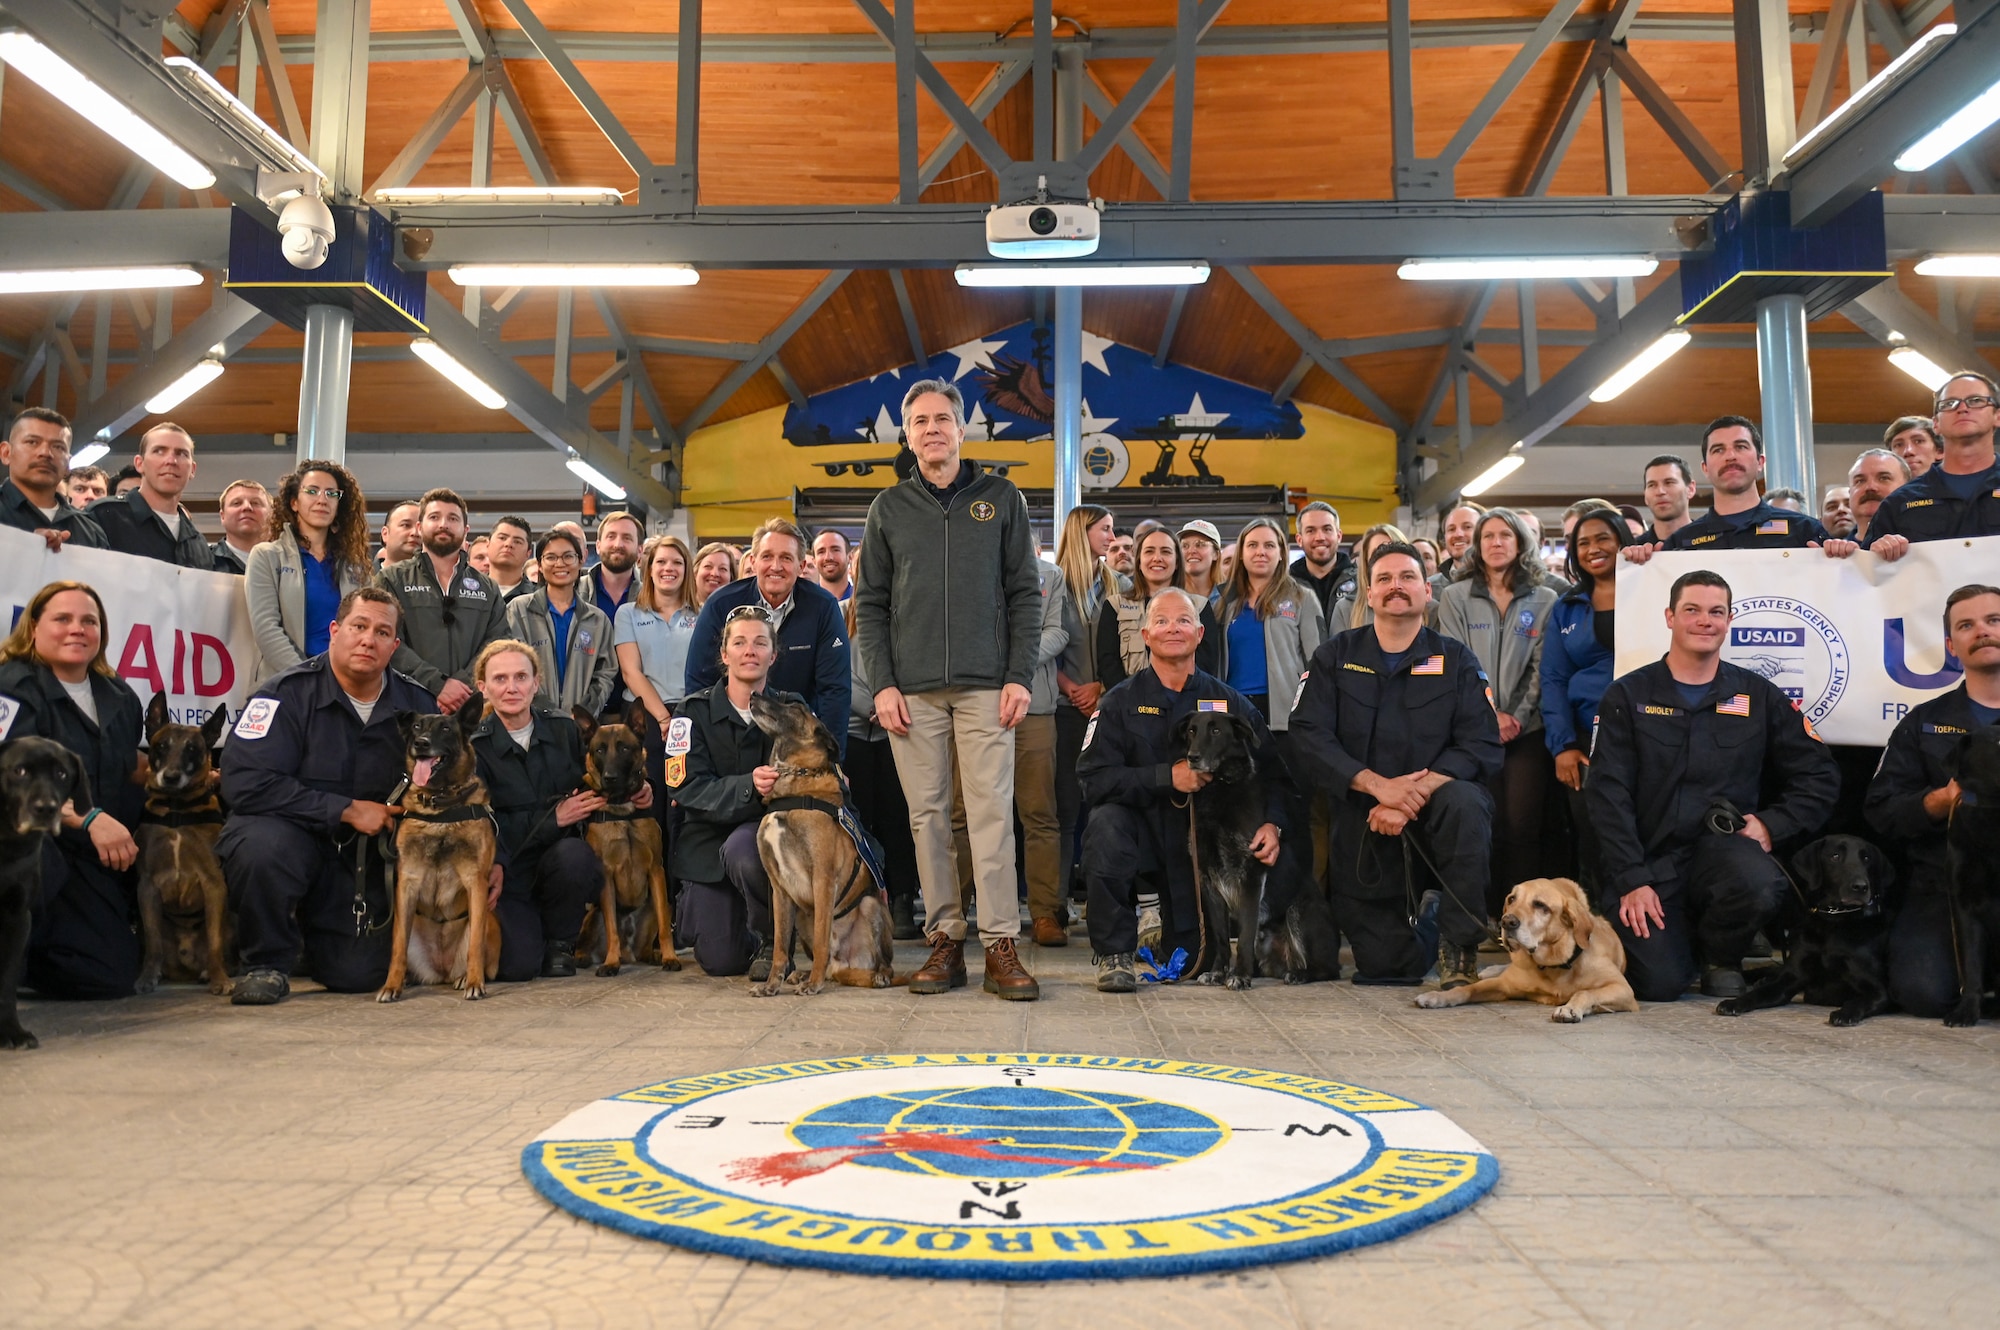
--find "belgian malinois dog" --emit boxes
[135,695,232,995]
[573,702,677,976]
[379,707,501,1002]
[749,693,894,994]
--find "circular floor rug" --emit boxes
[523,1054,1496,1280]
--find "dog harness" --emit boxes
[400,804,494,826]
[763,794,884,919]
[139,804,225,828]
[588,804,652,824]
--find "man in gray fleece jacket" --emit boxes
[854,379,1044,1000]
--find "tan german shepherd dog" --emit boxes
[378,707,501,1001]
[747,694,894,994]
[573,703,677,975]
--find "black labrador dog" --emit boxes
[1945,727,2000,1028]
[1715,834,1894,1026]
[1,737,91,1050]
[1176,708,1279,991]
[1257,880,1343,985]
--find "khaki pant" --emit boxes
[889,687,1020,941]
[952,713,1060,923]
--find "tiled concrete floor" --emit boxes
[4,935,1998,1329]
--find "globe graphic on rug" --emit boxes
[789,1085,1225,1180]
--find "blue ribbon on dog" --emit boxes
[1138,946,1188,983]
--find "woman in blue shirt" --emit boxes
[244,461,370,681]
[1539,508,1630,894]
[616,534,699,849]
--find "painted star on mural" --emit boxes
[1081,331,1115,376]
[944,335,1008,382]
[1080,399,1119,434]
[857,402,903,444]
[1174,393,1229,428]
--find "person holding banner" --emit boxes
[0,581,145,999]
[1865,584,2000,1019]
[1624,419,1831,563]
[85,424,214,570]
[1863,373,2000,557]
[1845,449,1910,544]
[218,587,439,1005]
[1,408,107,553]
[1587,570,1840,1002]
[246,461,371,682]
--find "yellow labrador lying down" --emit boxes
[1415,877,1639,1023]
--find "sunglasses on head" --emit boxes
[724,604,775,626]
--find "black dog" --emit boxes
[1945,727,2000,1028]
[0,737,91,1050]
[1715,834,1894,1026]
[1176,709,1278,991]
[1257,882,1343,984]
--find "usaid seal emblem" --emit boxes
[524,1054,1496,1281]
[1724,596,1849,725]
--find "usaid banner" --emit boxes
[0,524,258,729]
[1615,535,1997,745]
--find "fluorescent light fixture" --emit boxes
[373,186,623,206]
[953,262,1211,287]
[1784,24,1957,165]
[566,454,627,500]
[1588,330,1694,402]
[144,358,223,414]
[1888,345,1952,392]
[1398,256,1658,281]
[1914,253,2000,278]
[409,338,506,409]
[1895,71,2000,172]
[447,264,697,287]
[69,441,109,468]
[0,32,215,190]
[0,266,204,294]
[162,55,321,178]
[1460,452,1526,498]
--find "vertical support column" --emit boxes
[466,83,494,323]
[1168,0,1196,201]
[1600,65,1635,316]
[88,295,111,402]
[896,0,920,201]
[1031,0,1054,166]
[1518,281,1540,393]
[298,304,353,464]
[1387,0,1416,197]
[310,0,370,197]
[675,0,702,209]
[552,286,573,403]
[1756,293,1814,499]
[1053,287,1082,533]
[1734,0,1797,182]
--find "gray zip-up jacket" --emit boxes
[854,461,1042,695]
[244,526,366,681]
[1214,581,1326,732]
[505,588,619,716]
[1433,577,1560,732]
[1029,558,1071,716]
[376,549,510,694]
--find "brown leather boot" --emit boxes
[1031,916,1068,947]
[909,933,967,994]
[982,937,1041,1001]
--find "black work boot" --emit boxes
[748,942,773,983]
[231,968,290,1006]
[1701,965,1745,999]
[541,939,578,978]
[1436,940,1481,991]
[890,894,921,941]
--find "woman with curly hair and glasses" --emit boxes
[245,460,371,682]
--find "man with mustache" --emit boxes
[1623,418,1832,564]
[1587,571,1838,1002]
[1866,584,2000,1018]
[1289,543,1502,991]
[1846,448,1910,544]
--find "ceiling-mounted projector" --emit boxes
[987,181,1101,258]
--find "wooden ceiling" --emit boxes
[0,0,1992,461]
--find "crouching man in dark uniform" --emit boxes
[1289,543,1502,989]
[219,587,439,1004]
[468,639,609,981]
[1865,584,2000,1017]
[1077,587,1289,993]
[1589,570,1839,1002]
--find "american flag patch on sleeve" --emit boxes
[1411,655,1446,676]
[1716,693,1751,717]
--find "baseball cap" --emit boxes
[1178,519,1222,546]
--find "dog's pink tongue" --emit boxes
[412,757,438,788]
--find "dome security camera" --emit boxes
[277,192,336,270]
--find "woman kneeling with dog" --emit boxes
[0,581,147,998]
[470,640,615,981]
[669,605,801,979]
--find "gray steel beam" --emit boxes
[851,0,1012,175]
[589,291,681,452]
[1799,0,1862,134]
[1080,73,1173,195]
[1611,46,1733,187]
[309,0,371,196]
[1436,0,1589,170]
[0,208,231,268]
[72,294,274,441]
[420,301,675,509]
[1735,0,1799,182]
[1782,3,2000,225]
[242,0,308,150]
[497,0,654,175]
[887,269,926,366]
[675,0,702,206]
[1841,281,2000,379]
[1226,265,1405,431]
[1416,278,1685,508]
[678,270,852,437]
[1270,351,1311,405]
[896,0,920,201]
[0,162,72,212]
[367,67,484,194]
[919,60,1030,188]
[766,356,808,412]
[1168,0,1197,202]
[1153,284,1190,367]
[259,16,1819,66]
[1073,0,1230,176]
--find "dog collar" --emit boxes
[140,805,225,828]
[1536,939,1585,971]
[402,804,493,826]
[588,804,651,823]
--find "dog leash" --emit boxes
[1703,800,1868,919]
[1171,792,1214,980]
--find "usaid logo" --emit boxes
[1723,596,1849,724]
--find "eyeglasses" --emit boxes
[1936,395,1998,412]
[300,485,342,500]
[724,605,775,626]
[538,551,580,565]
